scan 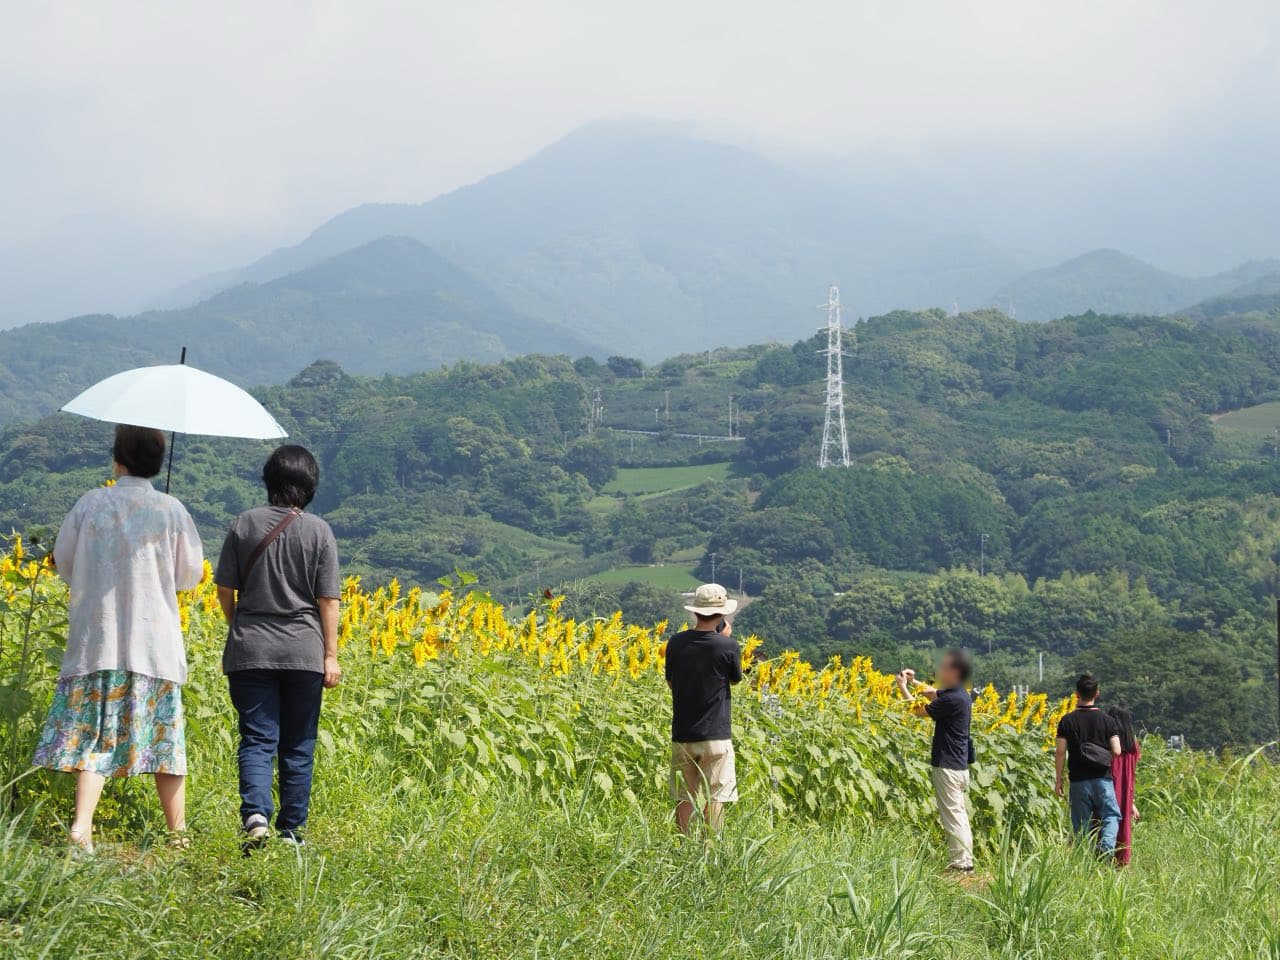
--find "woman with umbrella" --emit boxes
[34,425,204,854]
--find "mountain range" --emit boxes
[1,121,1278,426]
[0,237,588,424]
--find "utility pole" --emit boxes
[980,533,989,577]
[738,567,744,596]
[710,552,717,584]
[664,389,670,424]
[728,395,735,439]
[818,285,851,469]
[1038,651,1044,684]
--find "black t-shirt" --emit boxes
[1056,706,1120,782]
[925,686,972,771]
[664,628,743,742]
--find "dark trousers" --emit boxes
[227,669,324,831]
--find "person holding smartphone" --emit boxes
[664,583,742,835]
[896,650,975,873]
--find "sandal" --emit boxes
[68,831,95,859]
[167,833,191,850]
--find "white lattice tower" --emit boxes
[818,284,850,469]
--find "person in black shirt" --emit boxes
[896,650,974,872]
[1055,673,1123,856]
[665,583,742,835]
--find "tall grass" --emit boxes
[0,746,1277,959]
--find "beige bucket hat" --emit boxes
[684,583,739,617]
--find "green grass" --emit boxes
[588,565,700,591]
[603,463,732,496]
[6,751,1280,959]
[1213,400,1280,436]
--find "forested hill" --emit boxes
[0,236,590,425]
[4,307,1280,745]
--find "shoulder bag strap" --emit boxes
[242,508,302,581]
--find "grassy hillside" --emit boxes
[603,463,733,495]
[2,546,1278,959]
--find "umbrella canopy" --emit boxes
[62,363,287,440]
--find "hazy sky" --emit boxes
[2,1,1278,321]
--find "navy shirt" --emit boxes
[664,628,743,742]
[926,686,972,771]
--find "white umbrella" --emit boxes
[62,350,287,490]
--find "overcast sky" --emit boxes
[1,1,1278,322]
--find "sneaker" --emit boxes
[277,828,305,847]
[240,814,270,856]
[945,863,975,874]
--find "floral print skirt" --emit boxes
[33,670,186,777]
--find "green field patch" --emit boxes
[588,565,700,590]
[1213,400,1280,435]
[603,462,732,495]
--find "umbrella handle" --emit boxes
[164,431,177,494]
[164,347,187,494]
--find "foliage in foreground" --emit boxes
[3,541,1280,958]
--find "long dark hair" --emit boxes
[1108,703,1138,754]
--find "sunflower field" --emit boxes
[3,536,1068,838]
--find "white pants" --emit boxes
[930,767,974,869]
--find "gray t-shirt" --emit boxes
[214,505,341,674]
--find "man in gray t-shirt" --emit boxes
[215,505,341,674]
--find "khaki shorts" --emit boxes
[670,739,738,804]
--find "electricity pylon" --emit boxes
[818,285,850,469]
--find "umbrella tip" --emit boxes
[179,346,187,364]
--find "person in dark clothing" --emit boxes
[896,650,974,872]
[1054,674,1123,856]
[665,583,742,835]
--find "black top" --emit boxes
[1056,706,1121,782]
[664,628,743,742]
[925,686,972,771]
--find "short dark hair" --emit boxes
[1076,673,1099,700]
[112,424,166,478]
[263,445,319,508]
[942,648,972,683]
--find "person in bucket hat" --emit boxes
[665,583,742,834]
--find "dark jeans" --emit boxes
[227,669,324,832]
[1068,777,1122,854]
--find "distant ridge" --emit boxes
[0,237,590,425]
[991,249,1280,321]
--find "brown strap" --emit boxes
[243,508,302,581]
